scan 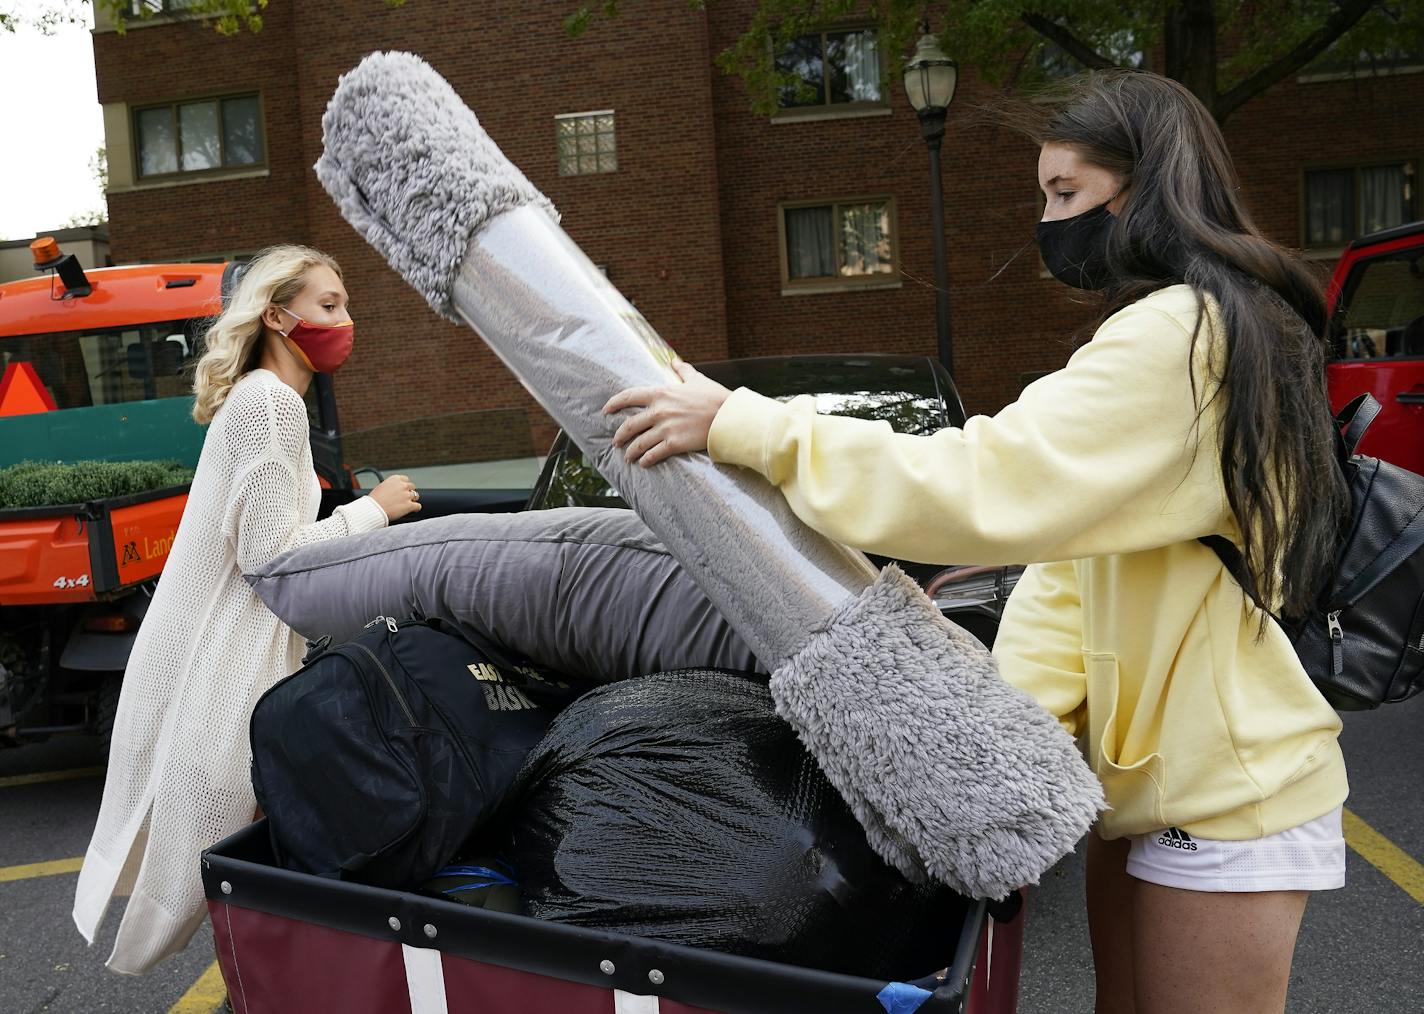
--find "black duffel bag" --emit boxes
[251,616,580,888]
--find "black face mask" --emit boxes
[1035,201,1117,291]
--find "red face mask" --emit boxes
[276,307,354,373]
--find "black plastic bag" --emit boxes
[494,669,967,980]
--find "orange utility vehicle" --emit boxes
[0,240,350,749]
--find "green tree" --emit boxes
[0,0,268,35]
[0,1,83,32]
[1,1,404,36]
[62,146,108,228]
[566,1,1424,124]
[8,0,1417,125]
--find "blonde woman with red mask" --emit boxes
[74,245,421,974]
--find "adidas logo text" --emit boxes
[1156,827,1198,851]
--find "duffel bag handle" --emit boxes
[1337,394,1382,458]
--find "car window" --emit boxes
[1334,247,1424,359]
[703,359,952,434]
[532,360,952,511]
[0,320,203,409]
[538,442,623,508]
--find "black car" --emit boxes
[525,354,1022,647]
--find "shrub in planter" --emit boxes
[0,460,194,509]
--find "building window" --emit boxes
[556,111,616,176]
[134,94,264,179]
[776,29,884,110]
[780,198,897,289]
[129,0,203,15]
[1304,161,1416,247]
[1304,13,1424,79]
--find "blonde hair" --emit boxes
[191,244,343,424]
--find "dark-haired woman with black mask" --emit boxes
[603,70,1349,1014]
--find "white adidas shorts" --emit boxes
[1126,806,1346,893]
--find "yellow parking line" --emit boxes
[1344,807,1424,905]
[0,766,105,789]
[0,856,84,883]
[168,960,227,1014]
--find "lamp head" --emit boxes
[902,34,958,114]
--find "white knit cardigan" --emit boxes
[73,369,388,974]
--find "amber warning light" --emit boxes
[30,236,62,267]
[31,236,92,298]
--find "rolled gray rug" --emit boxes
[314,50,1103,896]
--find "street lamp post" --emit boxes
[903,32,959,374]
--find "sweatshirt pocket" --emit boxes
[1084,651,1165,825]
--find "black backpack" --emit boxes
[250,616,581,887]
[1202,394,1424,710]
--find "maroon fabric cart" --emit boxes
[202,822,1025,1013]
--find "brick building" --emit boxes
[91,2,1421,479]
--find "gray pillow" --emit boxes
[245,506,761,682]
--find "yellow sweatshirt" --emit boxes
[707,284,1346,840]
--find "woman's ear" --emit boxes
[260,305,286,335]
[1108,182,1132,216]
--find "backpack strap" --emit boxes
[1200,395,1382,614]
[1196,533,1281,614]
[1198,534,1248,587]
[1336,394,1382,458]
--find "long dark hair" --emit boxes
[1018,71,1347,623]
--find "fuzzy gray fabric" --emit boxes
[315,50,556,321]
[246,507,760,682]
[773,565,1105,897]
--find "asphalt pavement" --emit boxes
[0,738,216,1013]
[2,702,1420,1013]
[1019,702,1424,1013]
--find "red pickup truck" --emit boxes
[1326,219,1424,473]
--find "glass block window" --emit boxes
[556,111,617,176]
[781,198,897,287]
[776,29,884,109]
[1305,161,1416,246]
[134,94,264,179]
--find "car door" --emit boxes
[1327,227,1424,473]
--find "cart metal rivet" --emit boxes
[599,960,615,975]
[219,881,232,895]
[388,917,401,932]
[423,924,437,939]
[648,969,665,986]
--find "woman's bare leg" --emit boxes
[1086,828,1138,1014]
[1131,883,1308,1014]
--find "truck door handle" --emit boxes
[1398,392,1424,405]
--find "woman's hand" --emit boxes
[370,474,422,521]
[603,360,732,467]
